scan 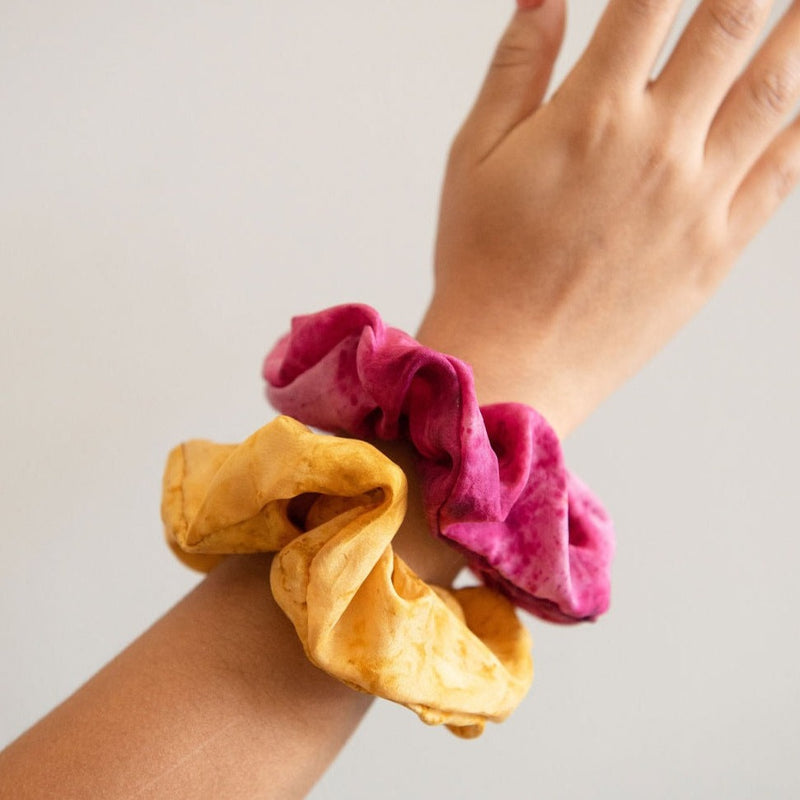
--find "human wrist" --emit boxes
[369,439,466,586]
[164,416,532,736]
[263,303,613,623]
[416,296,587,438]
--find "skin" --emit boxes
[0,555,373,800]
[2,1,799,797]
[420,0,800,437]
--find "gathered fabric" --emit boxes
[161,415,532,737]
[263,304,615,623]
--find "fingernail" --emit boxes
[516,0,546,9]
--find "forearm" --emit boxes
[0,555,367,799]
[0,440,464,800]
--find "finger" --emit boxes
[727,112,800,246]
[653,0,773,127]
[459,1,566,159]
[707,2,800,181]
[577,0,682,92]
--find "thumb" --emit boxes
[460,1,566,158]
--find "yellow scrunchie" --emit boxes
[161,415,532,737]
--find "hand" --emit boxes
[418,0,800,437]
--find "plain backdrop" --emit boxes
[1,2,798,798]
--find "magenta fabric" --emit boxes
[263,304,614,624]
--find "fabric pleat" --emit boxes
[263,304,615,623]
[162,415,533,736]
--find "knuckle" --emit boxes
[491,38,533,72]
[568,92,628,151]
[689,215,724,256]
[638,122,692,184]
[772,156,800,202]
[627,0,673,15]
[708,0,762,43]
[687,217,728,291]
[750,66,800,117]
[640,139,676,176]
[447,126,471,167]
[490,16,562,73]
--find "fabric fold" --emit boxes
[262,304,615,623]
[162,415,532,737]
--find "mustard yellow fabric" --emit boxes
[161,415,533,736]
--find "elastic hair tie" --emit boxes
[161,415,532,737]
[262,304,615,624]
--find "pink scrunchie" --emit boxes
[262,304,614,624]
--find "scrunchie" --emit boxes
[263,304,615,624]
[161,415,533,737]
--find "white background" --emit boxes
[1,2,798,797]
